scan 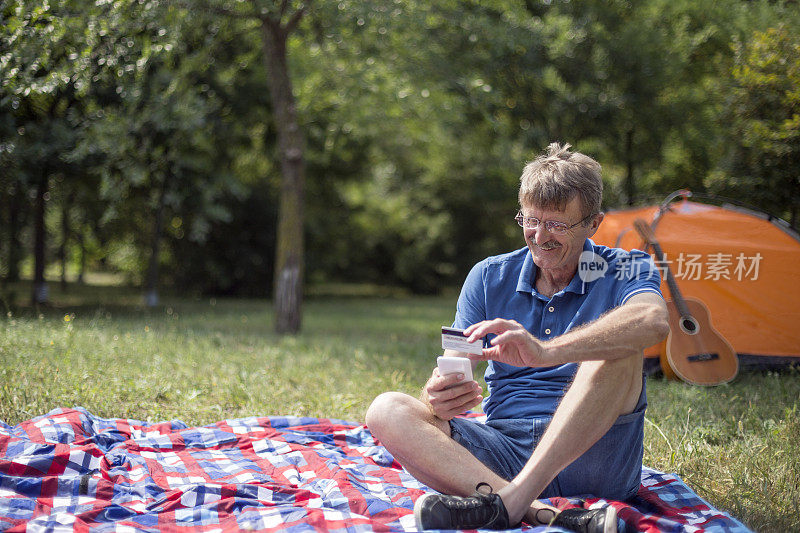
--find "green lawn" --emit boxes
[1,282,797,532]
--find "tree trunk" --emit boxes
[144,176,168,307]
[59,192,73,291]
[77,224,86,285]
[261,19,306,334]
[32,175,49,305]
[0,180,5,280]
[625,127,636,206]
[93,219,108,271]
[6,183,22,282]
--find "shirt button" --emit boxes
[545,328,551,335]
[548,306,555,312]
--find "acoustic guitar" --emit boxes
[633,218,738,386]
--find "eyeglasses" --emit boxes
[514,211,596,235]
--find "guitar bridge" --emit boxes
[688,353,720,363]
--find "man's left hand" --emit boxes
[464,319,550,368]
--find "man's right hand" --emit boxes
[422,368,483,421]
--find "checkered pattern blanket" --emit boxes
[0,408,751,532]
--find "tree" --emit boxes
[71,1,250,306]
[5,0,797,304]
[521,0,734,205]
[188,1,307,332]
[0,0,91,303]
[712,25,800,225]
[0,111,25,284]
[261,5,307,333]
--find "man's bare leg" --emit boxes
[367,353,640,526]
[366,392,565,525]
[366,391,508,496]
[497,353,643,525]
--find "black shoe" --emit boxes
[413,483,513,530]
[550,505,618,533]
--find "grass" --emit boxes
[1,281,798,531]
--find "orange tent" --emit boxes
[593,191,800,374]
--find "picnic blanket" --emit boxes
[0,408,751,532]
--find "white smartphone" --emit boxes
[436,356,474,384]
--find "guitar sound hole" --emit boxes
[681,318,697,334]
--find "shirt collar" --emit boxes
[516,250,537,294]
[516,239,594,297]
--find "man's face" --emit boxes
[520,196,603,276]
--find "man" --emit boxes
[366,143,670,533]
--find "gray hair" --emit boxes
[518,142,602,217]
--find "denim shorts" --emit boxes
[448,387,646,501]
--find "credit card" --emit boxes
[441,326,484,355]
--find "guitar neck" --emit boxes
[641,231,692,318]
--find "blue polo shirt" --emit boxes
[453,239,662,421]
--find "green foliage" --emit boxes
[709,24,800,224]
[169,185,278,296]
[2,0,800,296]
[73,4,247,249]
